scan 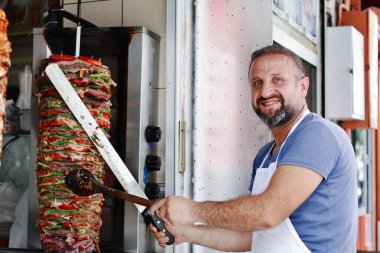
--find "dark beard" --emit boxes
[254,96,296,127]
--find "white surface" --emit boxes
[325,26,365,121]
[192,1,272,252]
[193,0,272,200]
[273,25,319,66]
[16,65,32,110]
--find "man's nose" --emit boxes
[260,82,275,98]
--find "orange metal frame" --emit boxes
[339,8,379,251]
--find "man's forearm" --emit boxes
[184,225,252,252]
[193,165,322,232]
[195,195,272,232]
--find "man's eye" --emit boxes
[273,77,280,83]
[252,80,263,87]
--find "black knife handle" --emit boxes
[142,207,175,245]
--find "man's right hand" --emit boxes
[149,196,200,226]
[149,222,253,251]
[148,223,185,248]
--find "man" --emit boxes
[149,45,357,252]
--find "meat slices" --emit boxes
[0,9,11,158]
[36,55,116,253]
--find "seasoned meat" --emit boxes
[0,9,11,158]
[36,55,116,253]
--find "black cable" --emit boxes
[0,135,20,183]
[2,135,20,151]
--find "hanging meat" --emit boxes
[35,54,116,253]
[0,8,11,158]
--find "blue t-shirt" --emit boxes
[249,113,358,253]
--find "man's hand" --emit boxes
[149,221,253,251]
[148,223,185,248]
[149,196,200,225]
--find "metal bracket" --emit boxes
[178,120,186,173]
[44,7,97,28]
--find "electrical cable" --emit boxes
[2,135,20,151]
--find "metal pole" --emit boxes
[76,0,81,26]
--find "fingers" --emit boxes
[149,198,167,214]
[148,224,170,248]
[155,208,171,225]
[148,223,158,233]
[157,233,171,247]
[149,198,170,227]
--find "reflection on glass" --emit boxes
[0,134,29,239]
[353,129,366,213]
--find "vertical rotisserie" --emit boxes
[35,55,116,253]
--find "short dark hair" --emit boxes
[248,45,305,78]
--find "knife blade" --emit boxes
[45,63,174,245]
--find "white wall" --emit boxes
[63,0,167,87]
[191,1,273,252]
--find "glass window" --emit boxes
[302,59,316,112]
[352,129,373,215]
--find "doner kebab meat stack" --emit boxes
[0,9,11,157]
[35,54,116,252]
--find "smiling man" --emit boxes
[148,45,358,253]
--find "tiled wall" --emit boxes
[62,0,167,88]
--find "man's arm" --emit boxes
[150,165,323,231]
[149,224,252,251]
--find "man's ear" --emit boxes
[300,76,309,98]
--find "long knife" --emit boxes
[45,63,174,245]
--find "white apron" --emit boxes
[251,110,312,253]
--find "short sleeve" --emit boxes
[277,121,341,179]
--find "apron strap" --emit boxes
[258,109,310,168]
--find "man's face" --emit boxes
[248,54,308,128]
